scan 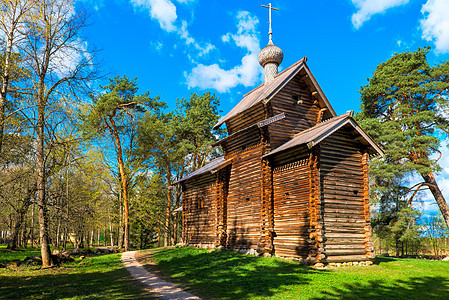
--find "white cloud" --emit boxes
[77,0,104,11]
[350,0,409,29]
[131,0,177,32]
[150,41,163,52]
[179,20,215,57]
[51,39,92,78]
[185,11,261,93]
[130,0,213,57]
[420,0,449,54]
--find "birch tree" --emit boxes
[22,0,96,267]
[0,0,34,153]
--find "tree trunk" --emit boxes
[0,22,15,154]
[30,203,35,248]
[108,117,130,251]
[7,190,33,250]
[22,213,28,248]
[158,226,161,247]
[422,172,449,229]
[56,216,61,248]
[62,228,67,250]
[109,210,114,247]
[118,197,124,249]
[37,86,52,268]
[165,190,171,247]
[165,167,172,247]
[395,238,399,257]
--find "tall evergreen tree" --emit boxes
[357,47,449,228]
[84,75,162,251]
[137,92,222,246]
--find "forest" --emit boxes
[0,0,224,268]
[1,0,449,269]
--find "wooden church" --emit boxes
[176,6,383,264]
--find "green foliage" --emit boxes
[136,91,223,246]
[140,247,449,299]
[130,172,166,249]
[356,47,449,179]
[83,75,164,137]
[175,92,224,170]
[423,213,449,257]
[137,91,223,177]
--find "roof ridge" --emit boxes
[242,57,306,98]
[274,57,306,78]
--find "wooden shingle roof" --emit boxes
[175,156,230,184]
[264,111,384,158]
[213,57,337,129]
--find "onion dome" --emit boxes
[258,41,284,68]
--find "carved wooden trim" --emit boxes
[307,146,324,263]
[214,167,229,247]
[362,151,374,259]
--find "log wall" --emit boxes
[183,173,217,245]
[269,74,320,149]
[222,127,261,158]
[225,103,266,135]
[319,129,371,262]
[226,144,263,249]
[272,159,310,258]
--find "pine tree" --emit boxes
[84,75,162,251]
[357,47,449,228]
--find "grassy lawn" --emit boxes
[0,246,41,265]
[0,247,152,299]
[137,247,449,300]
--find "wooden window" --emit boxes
[196,196,204,209]
[292,94,303,105]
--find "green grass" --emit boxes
[0,246,41,265]
[0,247,151,299]
[138,247,449,300]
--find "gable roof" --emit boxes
[174,156,230,184]
[264,111,384,158]
[213,57,337,129]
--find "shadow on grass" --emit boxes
[0,256,151,299]
[312,276,449,300]
[373,257,398,264]
[146,248,449,300]
[146,248,326,299]
[0,248,41,265]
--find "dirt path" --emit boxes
[122,251,200,300]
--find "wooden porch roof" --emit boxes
[264,111,385,158]
[175,156,230,184]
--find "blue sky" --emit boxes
[74,0,449,215]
